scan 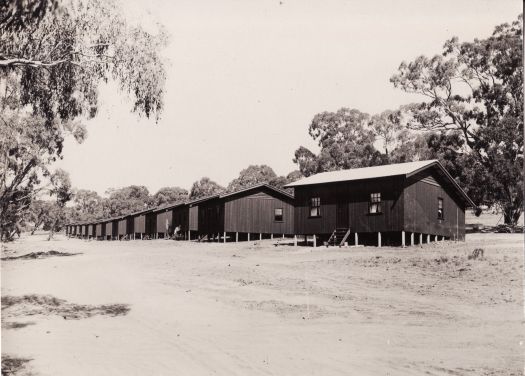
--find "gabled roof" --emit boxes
[185,184,294,206]
[152,202,186,213]
[285,160,437,187]
[128,207,155,217]
[187,194,221,206]
[285,160,475,207]
[219,183,294,201]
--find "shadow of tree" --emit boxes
[1,355,33,376]
[1,251,82,261]
[1,295,130,320]
[2,322,36,330]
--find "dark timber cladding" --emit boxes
[104,218,119,238]
[118,215,134,236]
[286,160,474,245]
[197,184,295,236]
[96,221,105,238]
[154,205,174,234]
[189,206,198,231]
[132,208,155,236]
[173,204,190,232]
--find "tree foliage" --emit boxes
[227,165,277,192]
[23,169,71,239]
[293,108,386,177]
[68,189,103,222]
[369,110,402,156]
[391,15,523,224]
[0,103,80,240]
[103,185,151,218]
[189,177,225,200]
[0,0,167,239]
[152,186,188,207]
[0,0,167,123]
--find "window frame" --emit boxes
[437,197,444,220]
[368,192,382,214]
[274,208,284,222]
[309,197,321,218]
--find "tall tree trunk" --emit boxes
[503,205,522,227]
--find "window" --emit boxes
[274,208,283,222]
[438,198,444,220]
[369,193,382,214]
[310,197,321,217]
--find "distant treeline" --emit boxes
[61,165,302,225]
[1,3,521,241]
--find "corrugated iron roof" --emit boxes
[285,160,438,187]
[219,183,294,200]
[285,159,475,207]
[152,202,187,213]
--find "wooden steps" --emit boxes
[327,228,351,247]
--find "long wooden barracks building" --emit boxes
[66,160,474,246]
[285,159,474,247]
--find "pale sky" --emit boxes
[55,0,522,196]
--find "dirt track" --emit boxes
[1,233,523,375]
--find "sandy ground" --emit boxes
[1,232,524,376]
[465,211,524,227]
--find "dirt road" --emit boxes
[1,233,523,375]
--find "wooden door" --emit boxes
[336,203,349,228]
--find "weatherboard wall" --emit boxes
[223,189,294,234]
[403,169,466,239]
[293,176,405,235]
[173,205,190,232]
[134,214,146,234]
[145,212,157,235]
[189,206,198,231]
[96,223,105,237]
[155,210,173,233]
[118,217,133,235]
[198,198,224,235]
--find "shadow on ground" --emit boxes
[1,294,130,320]
[1,355,33,376]
[1,251,82,261]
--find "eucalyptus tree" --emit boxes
[391,15,523,224]
[0,0,168,239]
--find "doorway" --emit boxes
[336,203,349,228]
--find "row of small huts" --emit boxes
[67,183,295,242]
[66,160,475,246]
